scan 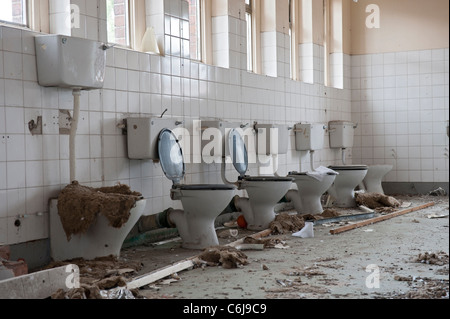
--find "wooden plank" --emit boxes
[0,265,76,299]
[330,202,435,235]
[127,260,196,290]
[126,228,274,290]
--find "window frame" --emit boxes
[107,0,131,48]
[245,0,253,72]
[0,0,48,32]
[0,0,28,27]
[289,0,299,81]
[188,0,202,62]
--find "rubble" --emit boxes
[355,192,401,210]
[196,246,249,269]
[57,181,142,241]
[269,213,305,235]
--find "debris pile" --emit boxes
[355,192,401,211]
[414,252,449,266]
[57,181,142,240]
[269,213,305,235]
[196,246,249,269]
[302,209,340,221]
[428,187,448,197]
[44,256,144,299]
[0,246,28,280]
[393,276,449,299]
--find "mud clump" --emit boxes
[269,213,305,235]
[414,252,449,266]
[57,181,142,240]
[355,192,401,210]
[197,246,249,269]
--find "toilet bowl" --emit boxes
[327,165,368,208]
[328,121,368,208]
[287,123,338,215]
[158,129,236,250]
[226,128,293,231]
[49,198,146,262]
[288,172,337,214]
[362,165,393,195]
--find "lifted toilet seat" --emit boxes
[228,129,293,230]
[158,128,236,249]
[159,128,235,191]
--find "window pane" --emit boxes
[0,0,27,26]
[246,12,253,71]
[187,0,201,61]
[106,0,130,47]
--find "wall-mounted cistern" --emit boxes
[35,35,107,182]
[34,35,144,262]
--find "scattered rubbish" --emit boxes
[428,188,447,197]
[401,202,412,208]
[292,222,314,238]
[100,287,136,299]
[242,236,285,248]
[392,276,449,299]
[237,215,248,229]
[427,212,450,219]
[223,220,238,228]
[57,181,142,240]
[196,246,249,269]
[269,213,305,235]
[330,202,435,235]
[362,229,374,232]
[276,279,294,287]
[414,252,449,266]
[303,209,341,222]
[235,244,265,251]
[355,192,401,210]
[311,212,375,226]
[273,243,290,249]
[359,205,375,214]
[218,229,239,239]
[262,265,269,271]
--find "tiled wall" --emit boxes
[2,0,447,247]
[351,49,450,183]
[0,9,351,246]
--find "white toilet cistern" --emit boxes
[35,35,110,182]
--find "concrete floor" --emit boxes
[121,194,449,300]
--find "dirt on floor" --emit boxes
[45,194,449,300]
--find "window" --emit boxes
[106,0,130,47]
[188,0,201,61]
[245,0,253,72]
[289,0,293,79]
[0,0,28,27]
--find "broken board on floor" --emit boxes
[0,265,77,299]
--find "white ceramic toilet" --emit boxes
[327,121,368,208]
[127,118,236,250]
[49,198,147,262]
[361,164,393,194]
[225,128,294,231]
[158,129,237,250]
[287,123,337,215]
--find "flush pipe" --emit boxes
[69,89,81,182]
[310,151,316,172]
[221,155,240,187]
[272,154,281,177]
[342,148,347,166]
